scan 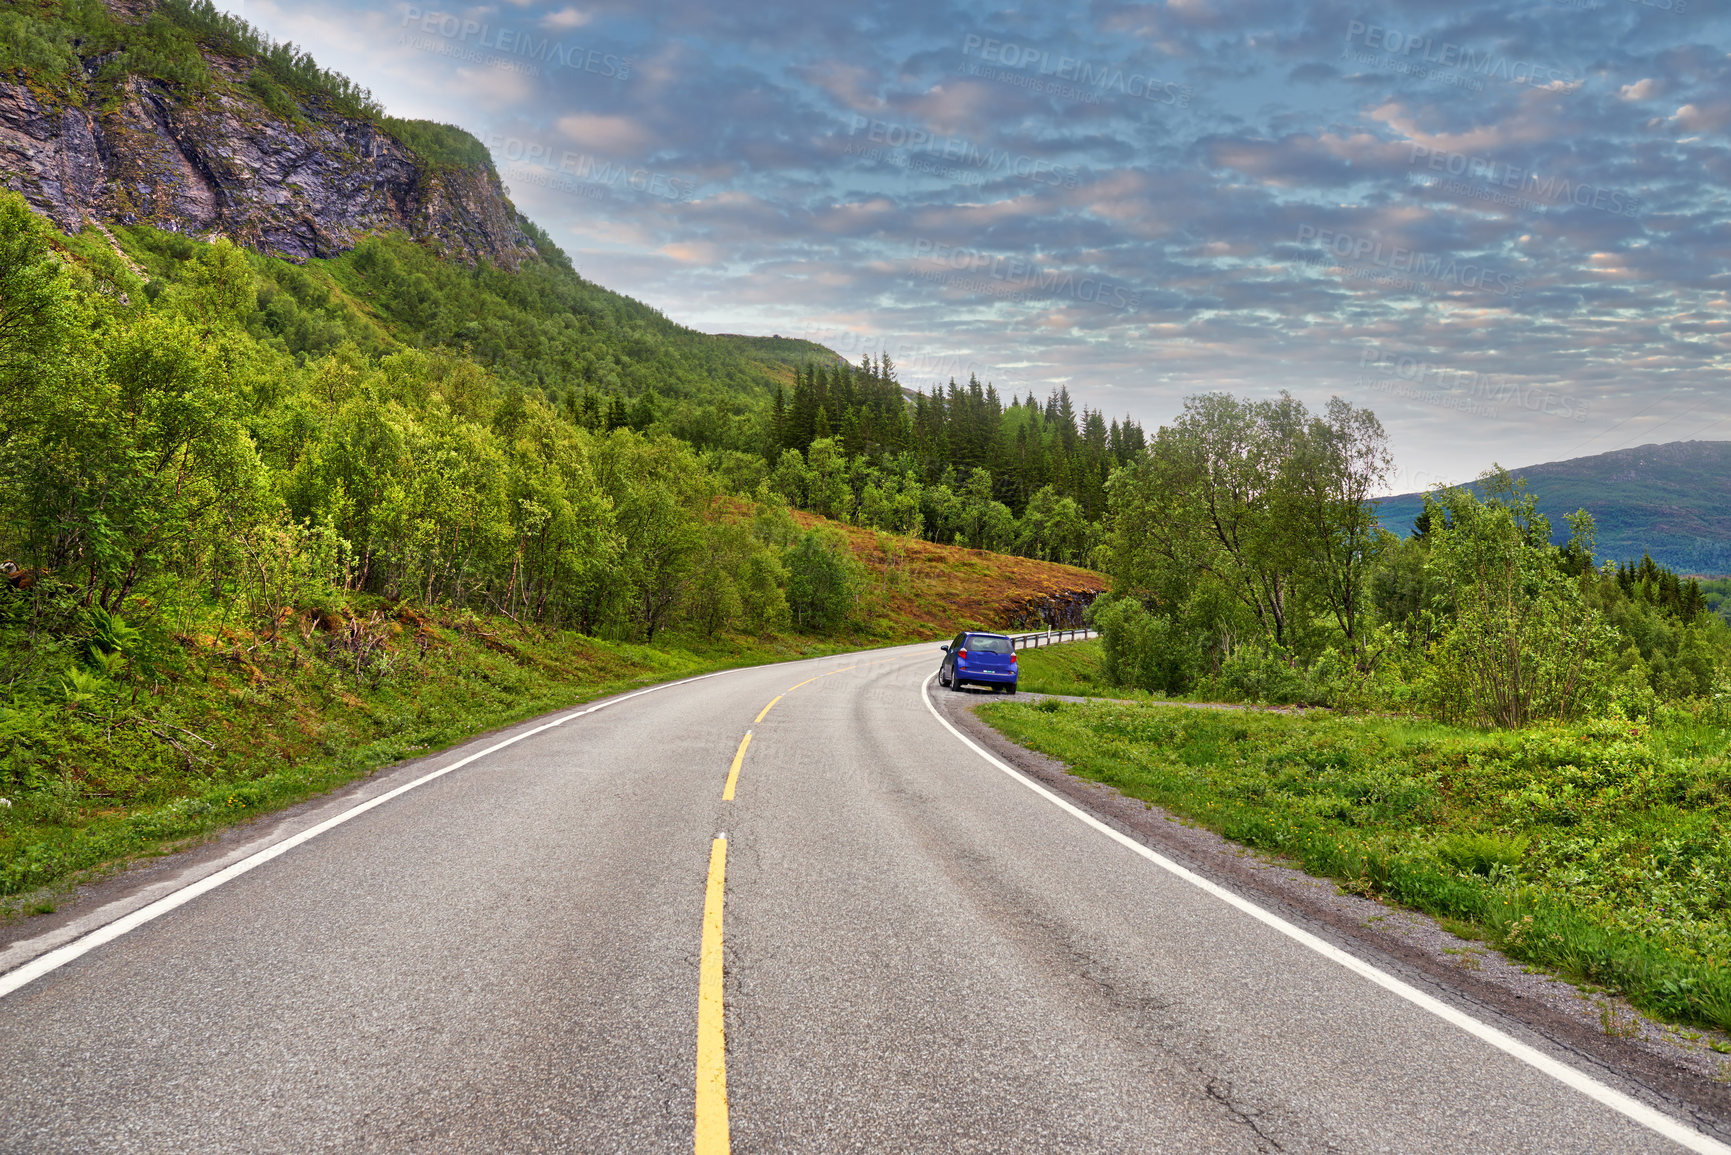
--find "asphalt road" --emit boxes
[0,642,1719,1153]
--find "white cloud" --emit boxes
[542,6,592,31]
[555,114,657,154]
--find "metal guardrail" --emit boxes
[1008,627,1095,650]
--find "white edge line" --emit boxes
[0,665,765,1000]
[919,672,1729,1155]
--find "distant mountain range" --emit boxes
[1376,441,1731,576]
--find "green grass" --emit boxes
[1014,639,1120,698]
[1014,639,1169,702]
[0,612,862,910]
[978,699,1731,1032]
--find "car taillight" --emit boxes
[957,649,967,660]
[1011,653,1017,664]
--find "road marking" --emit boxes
[696,836,730,1155]
[0,648,918,1001]
[722,732,753,801]
[918,672,1731,1155]
[753,660,880,723]
[0,667,753,1001]
[736,657,899,795]
[782,667,848,694]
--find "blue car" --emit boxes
[938,631,1018,693]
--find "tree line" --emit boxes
[1091,393,1729,723]
[269,227,1146,567]
[730,358,1145,564]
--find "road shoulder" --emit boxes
[931,683,1731,1142]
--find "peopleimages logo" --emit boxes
[1342,20,1576,90]
[1356,347,1589,422]
[1408,145,1641,217]
[913,239,1141,312]
[846,117,1081,189]
[400,7,632,78]
[960,35,1191,106]
[485,134,694,202]
[798,330,978,388]
[1296,224,1526,300]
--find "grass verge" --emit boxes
[1012,639,1132,700]
[978,698,1731,1032]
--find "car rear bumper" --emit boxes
[956,667,1017,684]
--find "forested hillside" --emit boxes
[118,225,820,450]
[1377,441,1731,577]
[0,0,1144,567]
[108,222,1142,565]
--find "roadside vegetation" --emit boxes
[980,391,1731,1032]
[982,700,1731,1032]
[0,193,1100,903]
[1007,639,1127,700]
[1,623,814,911]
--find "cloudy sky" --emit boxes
[225,0,1728,491]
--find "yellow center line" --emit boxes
[694,653,911,1147]
[730,658,908,797]
[721,732,752,801]
[753,657,901,723]
[695,836,729,1155]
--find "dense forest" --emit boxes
[115,223,1143,567]
[757,360,1143,562]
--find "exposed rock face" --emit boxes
[1003,587,1103,629]
[0,62,537,268]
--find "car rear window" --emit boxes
[966,636,1012,653]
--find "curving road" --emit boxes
[0,642,1722,1153]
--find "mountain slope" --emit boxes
[0,0,851,438]
[1377,441,1731,575]
[0,0,535,267]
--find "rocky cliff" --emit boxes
[0,10,538,268]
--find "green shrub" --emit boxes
[380,118,493,170]
[783,529,859,633]
[1087,593,1195,694]
[245,69,302,122]
[0,11,81,85]
[1423,487,1617,727]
